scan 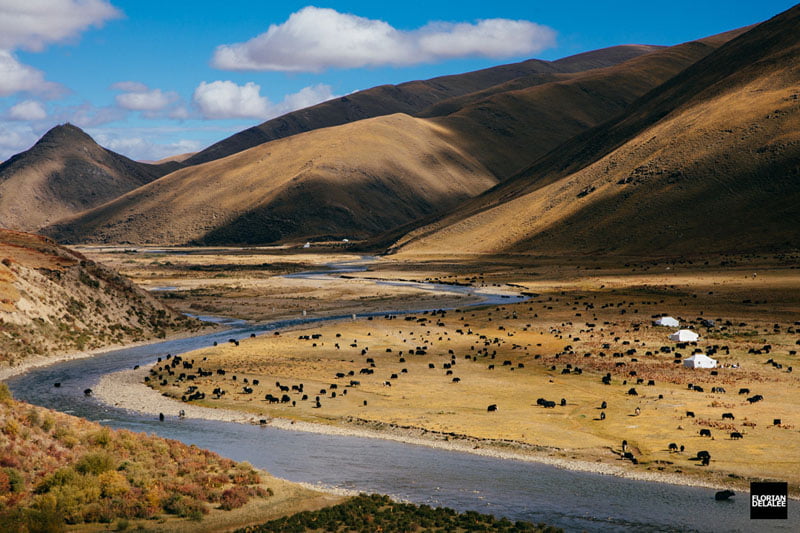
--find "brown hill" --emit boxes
[0,229,198,367]
[0,124,176,232]
[44,38,735,246]
[392,6,800,257]
[184,45,663,166]
[45,115,498,245]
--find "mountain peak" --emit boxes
[36,123,94,148]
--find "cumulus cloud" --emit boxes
[193,81,270,119]
[0,1,118,98]
[192,80,335,120]
[114,87,177,112]
[0,0,120,52]
[8,99,46,120]
[0,50,61,97]
[212,6,555,72]
[0,121,41,160]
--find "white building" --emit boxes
[654,316,680,327]
[669,329,699,342]
[683,353,717,369]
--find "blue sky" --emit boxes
[0,0,796,161]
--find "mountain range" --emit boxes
[1,4,797,256]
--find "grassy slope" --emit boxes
[0,229,200,367]
[43,39,725,246]
[184,45,661,167]
[393,6,800,256]
[0,383,333,531]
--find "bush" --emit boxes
[75,452,116,475]
[219,486,250,510]
[0,383,14,406]
[163,494,208,520]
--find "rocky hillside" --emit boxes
[0,229,199,368]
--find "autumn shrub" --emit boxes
[163,494,208,520]
[219,486,250,510]
[75,452,116,475]
[0,383,12,406]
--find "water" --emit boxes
[5,270,795,532]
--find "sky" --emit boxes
[0,0,796,162]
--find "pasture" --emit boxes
[140,251,800,493]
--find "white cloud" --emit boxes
[8,99,46,120]
[274,84,335,115]
[0,121,41,160]
[0,0,120,52]
[192,80,335,120]
[115,87,176,111]
[212,6,556,72]
[0,1,119,98]
[91,133,202,162]
[0,50,61,97]
[192,81,270,119]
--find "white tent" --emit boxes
[683,353,717,369]
[669,329,699,342]
[654,316,680,327]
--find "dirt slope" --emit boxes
[0,124,176,232]
[0,229,198,367]
[393,5,800,257]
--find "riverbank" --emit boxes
[0,323,223,382]
[95,364,747,495]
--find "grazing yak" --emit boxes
[730,431,743,440]
[700,429,712,437]
[487,404,498,412]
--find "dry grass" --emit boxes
[144,252,800,492]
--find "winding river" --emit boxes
[6,261,796,532]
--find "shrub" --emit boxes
[75,452,116,475]
[164,494,208,520]
[98,470,130,498]
[219,486,250,510]
[27,494,65,532]
[36,467,78,494]
[4,468,24,494]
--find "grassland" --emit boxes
[92,248,800,495]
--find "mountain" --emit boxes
[44,36,740,246]
[0,124,178,232]
[0,229,198,366]
[183,45,664,166]
[391,6,800,257]
[44,114,497,244]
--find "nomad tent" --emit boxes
[669,329,699,342]
[654,316,680,327]
[683,353,717,369]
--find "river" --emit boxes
[6,262,795,532]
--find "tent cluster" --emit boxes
[657,315,713,368]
